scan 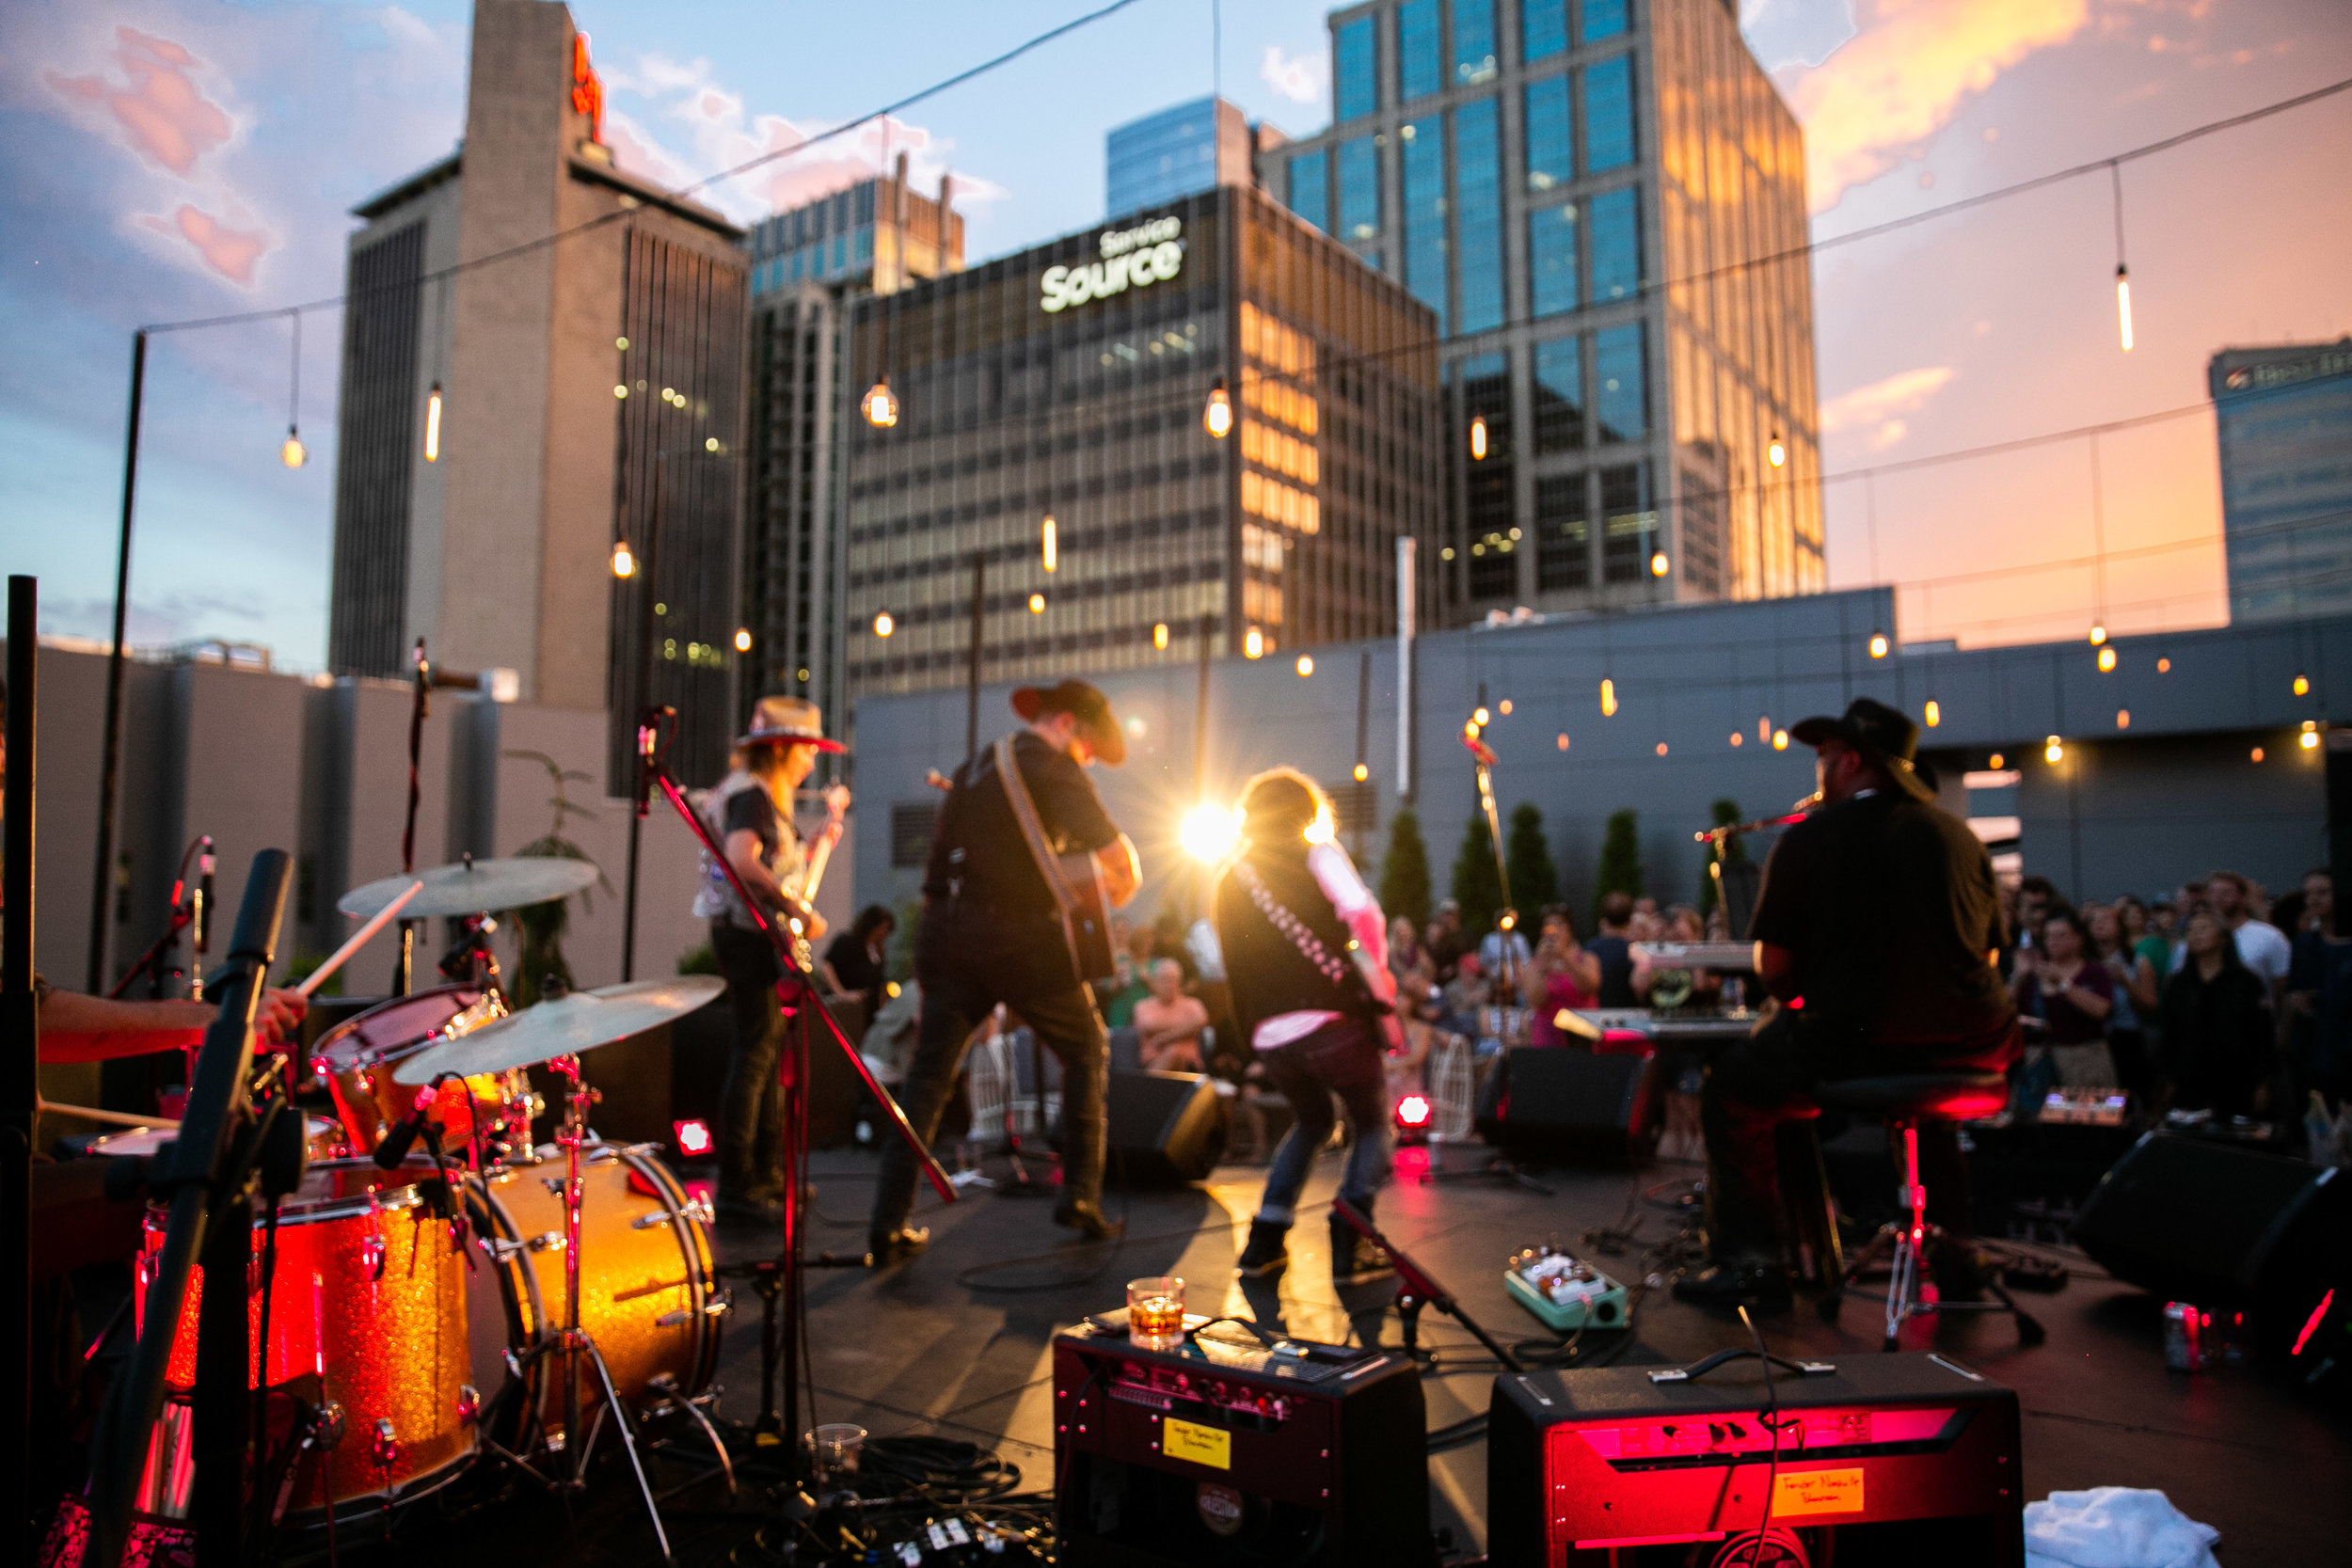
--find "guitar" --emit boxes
[784,782,850,973]
[993,736,1120,981]
[1345,942,1408,1053]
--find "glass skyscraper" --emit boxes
[1263,0,1824,619]
[2211,341,2352,624]
[1105,97,1254,220]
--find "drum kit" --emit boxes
[100,856,730,1559]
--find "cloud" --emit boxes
[138,203,272,284]
[1260,45,1326,105]
[1819,364,1954,451]
[44,25,234,175]
[1780,0,2100,210]
[1740,0,1859,71]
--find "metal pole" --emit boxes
[1353,649,1372,858]
[965,548,985,765]
[5,575,40,1548]
[89,330,146,992]
[622,453,665,984]
[1395,535,1416,803]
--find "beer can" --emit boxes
[2163,1300,2208,1371]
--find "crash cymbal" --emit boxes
[392,977,725,1085]
[338,856,600,922]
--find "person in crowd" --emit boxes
[1586,892,1641,1007]
[1478,915,1533,979]
[2287,867,2352,1106]
[1425,899,1467,984]
[1388,915,1428,985]
[1634,905,1721,1009]
[819,904,897,1032]
[2189,870,2293,1012]
[1522,907,1603,1046]
[1218,768,1397,1284]
[2119,896,2170,978]
[2014,906,2117,1087]
[2014,877,2058,958]
[1101,924,1154,1029]
[1439,952,1491,1047]
[2087,903,2157,1094]
[1685,699,2015,1306]
[2148,897,2181,942]
[1132,958,1210,1072]
[2163,908,2275,1117]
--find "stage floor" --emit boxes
[692,1140,2349,1567]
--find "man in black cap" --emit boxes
[866,680,1141,1261]
[1680,698,2016,1305]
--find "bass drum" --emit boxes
[310,986,528,1156]
[464,1141,723,1447]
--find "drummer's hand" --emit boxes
[254,988,308,1047]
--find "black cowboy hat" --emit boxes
[1011,679,1125,766]
[1789,697,1936,801]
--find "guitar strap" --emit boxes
[993,736,1085,976]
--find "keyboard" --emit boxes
[1629,941,1761,970]
[1573,1008,1758,1042]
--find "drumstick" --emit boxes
[297,879,423,998]
[36,1097,179,1131]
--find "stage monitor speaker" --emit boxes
[2074,1130,2349,1352]
[1104,1069,1226,1185]
[1475,1048,1661,1164]
[1490,1354,2025,1565]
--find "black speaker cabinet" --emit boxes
[1103,1069,1226,1185]
[2075,1130,2350,1352]
[1475,1048,1661,1165]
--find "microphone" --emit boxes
[374,1085,439,1169]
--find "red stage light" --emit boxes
[673,1117,714,1158]
[2292,1288,2335,1356]
[1396,1094,1432,1129]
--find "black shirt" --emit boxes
[922,732,1120,917]
[1747,790,2013,1047]
[823,930,889,1002]
[1585,934,1638,1007]
[720,784,800,921]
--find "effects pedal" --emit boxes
[1503,1245,1630,1332]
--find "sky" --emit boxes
[2,0,2347,669]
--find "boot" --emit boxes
[1234,1219,1291,1278]
[1330,1210,1392,1284]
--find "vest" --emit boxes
[1215,844,1364,1040]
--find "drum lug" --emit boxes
[631,1196,714,1229]
[655,1309,689,1327]
[527,1230,565,1254]
[484,1237,526,1262]
[456,1385,482,1426]
[370,1418,402,1470]
[362,1192,388,1280]
[705,1291,731,1319]
[313,1402,347,1452]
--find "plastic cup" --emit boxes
[804,1422,866,1479]
[1127,1275,1186,1351]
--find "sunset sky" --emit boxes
[3,0,2347,666]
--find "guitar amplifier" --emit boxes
[1053,1316,1436,1566]
[1489,1354,2024,1566]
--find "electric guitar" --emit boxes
[784,782,850,973]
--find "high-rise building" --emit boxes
[738,161,963,746]
[1105,96,1257,218]
[839,184,1441,705]
[1261,0,1823,623]
[2211,341,2352,625]
[327,0,749,787]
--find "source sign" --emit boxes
[1041,215,1185,313]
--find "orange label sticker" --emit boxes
[1164,1418,1231,1470]
[1772,1467,1865,1517]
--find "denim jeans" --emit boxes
[712,923,786,1202]
[1254,1019,1392,1227]
[869,905,1109,1239]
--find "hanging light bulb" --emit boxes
[1473,705,1491,727]
[862,377,898,428]
[1924,699,1942,728]
[734,627,753,653]
[1867,630,1890,658]
[873,610,895,638]
[2089,624,2106,645]
[1203,378,1233,439]
[1041,515,1057,573]
[280,427,307,468]
[2295,672,2312,697]
[1649,550,1670,578]
[2098,646,2118,673]
[1243,626,1264,658]
[2116,708,2131,730]
[1767,434,1788,469]
[1027,593,1046,614]
[1469,413,1489,461]
[1296,656,1314,677]
[1599,678,1617,718]
[423,381,443,462]
[2115,265,2134,353]
[1772,729,1789,751]
[1152,622,1169,650]
[610,537,635,578]
[279,308,307,469]
[2302,721,2322,751]
[2044,735,2064,765]
[1353,762,1369,781]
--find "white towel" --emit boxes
[2025,1487,2220,1568]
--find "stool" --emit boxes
[1810,1072,2043,1352]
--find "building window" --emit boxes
[1461,352,1515,600]
[1336,16,1379,121]
[1524,75,1573,191]
[1589,185,1641,302]
[1595,322,1646,442]
[1524,0,1569,62]
[1529,202,1579,318]
[1584,0,1630,43]
[1454,0,1499,85]
[1600,462,1654,582]
[1402,120,1448,333]
[1289,149,1329,233]
[1533,336,1583,451]
[1399,0,1442,103]
[1454,98,1504,335]
[1679,467,1724,596]
[1536,473,1590,590]
[1584,55,1636,172]
[1338,136,1381,249]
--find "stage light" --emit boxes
[1296,655,1314,677]
[2294,672,2311,697]
[610,538,635,578]
[734,627,753,653]
[1599,679,1617,718]
[1028,593,1046,614]
[1469,414,1489,461]
[2044,736,2064,765]
[2089,625,2106,645]
[1353,762,1369,781]
[1180,802,1241,863]
[1473,705,1491,727]
[672,1118,714,1158]
[280,428,307,468]
[1772,729,1788,751]
[423,382,443,461]
[1152,622,1169,650]
[1925,699,1942,727]
[2098,646,2117,673]
[1867,630,1889,658]
[862,377,898,428]
[1395,1094,1432,1130]
[2116,265,2134,353]
[1767,434,1788,469]
[1203,378,1233,438]
[1041,515,1057,572]
[1244,627,1264,659]
[873,610,895,638]
[1650,551,1670,578]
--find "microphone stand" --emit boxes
[637,708,955,1491]
[395,640,429,996]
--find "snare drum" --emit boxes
[135,1158,475,1513]
[311,986,528,1155]
[94,1115,348,1165]
[465,1141,723,1443]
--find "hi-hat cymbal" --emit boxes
[392,977,724,1085]
[338,857,600,922]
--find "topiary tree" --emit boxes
[1505,802,1559,914]
[1452,812,1506,940]
[1378,807,1433,930]
[1592,808,1644,929]
[1697,798,1751,913]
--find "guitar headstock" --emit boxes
[819,781,851,821]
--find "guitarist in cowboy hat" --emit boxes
[866,680,1141,1263]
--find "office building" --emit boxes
[327,0,749,788]
[738,160,963,747]
[2212,340,2352,624]
[1105,96,1257,218]
[840,183,1441,705]
[1262,0,1823,623]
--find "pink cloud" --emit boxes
[139,204,272,284]
[45,25,234,176]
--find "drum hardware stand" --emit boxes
[642,1372,737,1499]
[1331,1197,1523,1370]
[637,706,957,1503]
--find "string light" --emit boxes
[1296,655,1314,677]
[1599,679,1617,718]
[1989,752,2005,769]
[734,627,753,653]
[1767,434,1788,468]
[1649,551,1670,578]
[1470,413,1489,461]
[1556,733,1569,751]
[1152,622,1169,650]
[609,538,635,578]
[2111,164,2135,353]
[1867,630,1890,658]
[2045,735,2064,764]
[1758,716,1772,743]
[1473,705,1491,726]
[2251,746,2265,763]
[1655,741,1669,756]
[2157,657,2171,673]
[2302,721,2322,751]
[1243,626,1264,658]
[873,610,895,637]
[423,382,443,462]
[1353,762,1369,781]
[2294,673,2311,697]
[1925,699,1942,727]
[279,308,306,468]
[1499,699,1513,715]
[1041,515,1057,572]
[1772,729,1788,751]
[2116,708,2131,729]
[2098,646,2118,673]
[2089,625,2106,645]
[1203,378,1233,438]
[1729,731,1744,747]
[862,377,898,427]
[1027,593,1045,613]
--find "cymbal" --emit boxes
[339,856,600,921]
[392,977,725,1085]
